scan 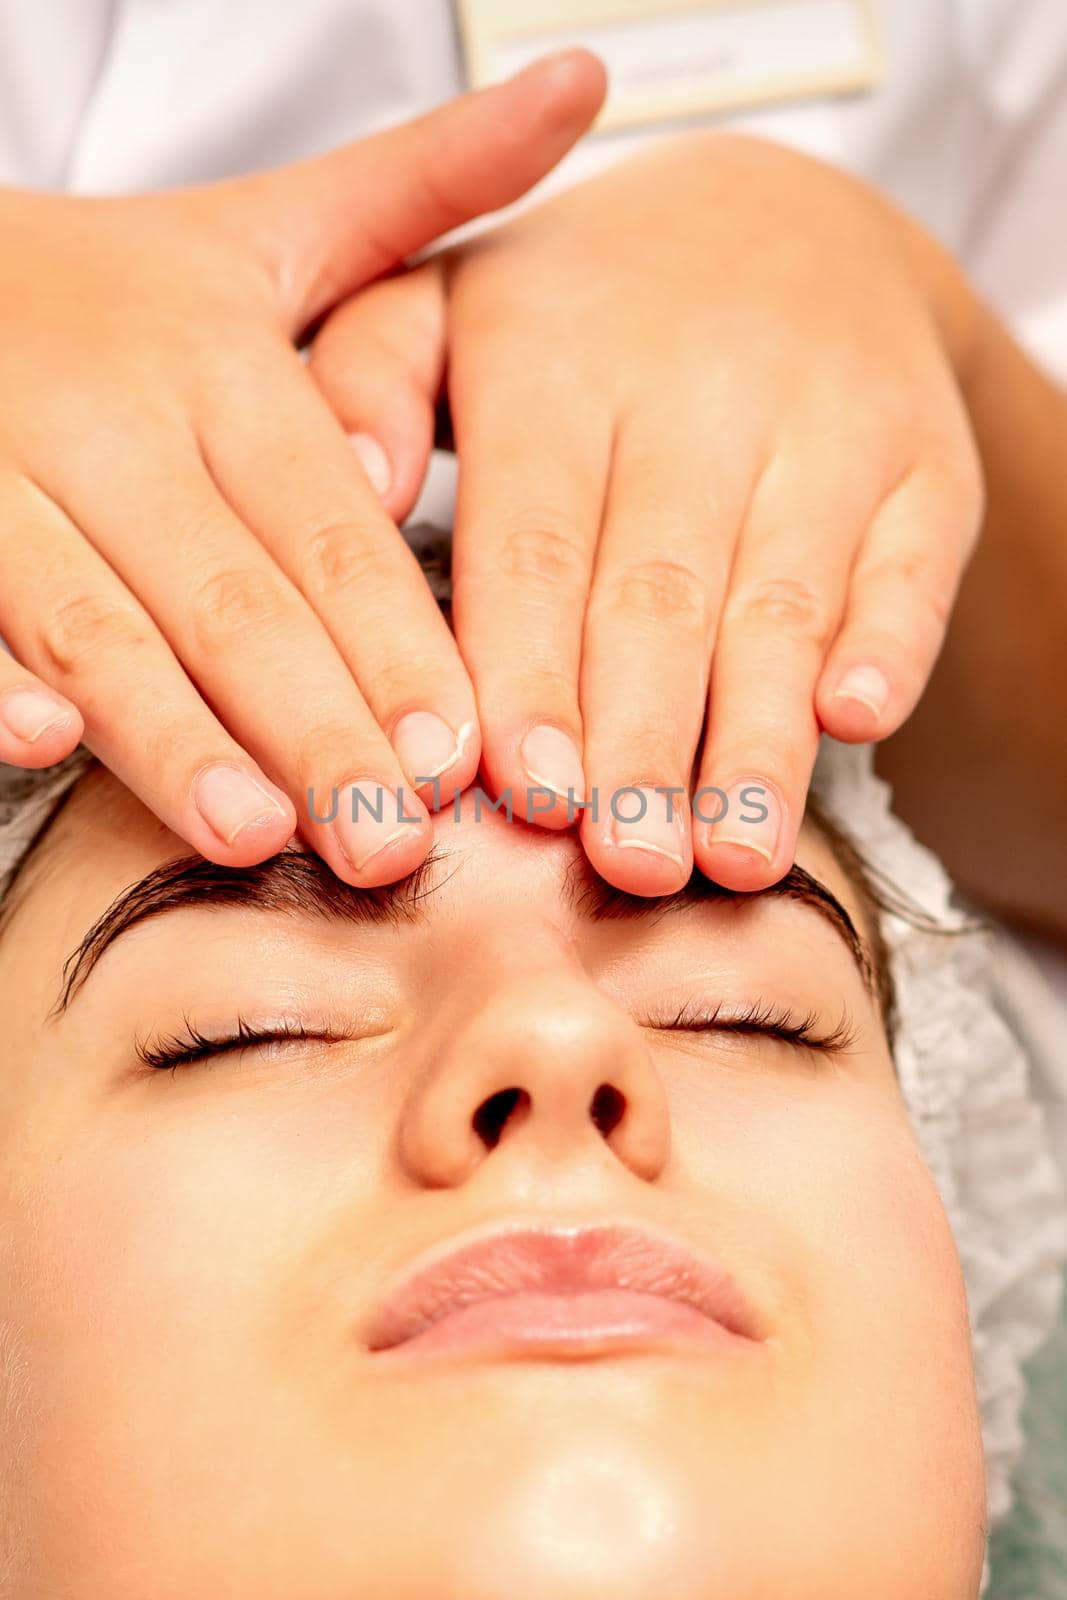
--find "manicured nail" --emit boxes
[832,665,890,719]
[349,433,392,498]
[704,778,780,864]
[0,686,76,743]
[610,785,685,871]
[520,724,585,801]
[393,711,465,783]
[194,763,289,847]
[333,781,425,873]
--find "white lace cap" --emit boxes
[0,700,1064,1594]
[0,747,96,905]
[810,736,1067,1592]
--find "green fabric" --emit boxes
[987,1305,1067,1598]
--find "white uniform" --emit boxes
[1,0,1065,1024]
[2,0,1066,380]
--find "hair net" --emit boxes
[0,506,1064,1595]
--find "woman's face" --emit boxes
[0,767,984,1600]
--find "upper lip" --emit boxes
[363,1221,763,1352]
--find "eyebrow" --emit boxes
[48,841,877,1019]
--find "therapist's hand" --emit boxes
[311,132,986,894]
[0,50,606,884]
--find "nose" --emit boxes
[397,965,671,1188]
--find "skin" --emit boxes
[6,100,1063,929]
[311,130,985,895]
[0,48,607,884]
[313,128,1064,916]
[0,765,985,1599]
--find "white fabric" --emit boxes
[809,737,1067,1594]
[1,0,1066,383]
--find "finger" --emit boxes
[225,49,608,330]
[449,361,613,830]
[29,436,434,887]
[200,343,480,808]
[693,453,870,891]
[577,414,744,895]
[309,261,447,523]
[0,476,296,864]
[0,646,83,768]
[816,458,984,742]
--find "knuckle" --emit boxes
[292,720,378,789]
[493,520,590,590]
[855,549,955,630]
[414,157,465,234]
[483,661,577,724]
[858,546,925,589]
[728,574,831,642]
[300,518,384,599]
[39,591,154,677]
[614,720,685,778]
[519,661,579,707]
[368,651,446,710]
[190,565,296,653]
[138,716,194,779]
[598,558,709,629]
[922,576,957,631]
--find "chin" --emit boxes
[368,1395,987,1600]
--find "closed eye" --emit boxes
[647,997,859,1056]
[137,999,859,1075]
[135,1014,349,1073]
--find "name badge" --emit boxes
[455,0,882,131]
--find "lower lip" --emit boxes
[373,1289,757,1362]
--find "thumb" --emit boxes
[309,259,447,523]
[228,49,607,333]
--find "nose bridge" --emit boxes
[398,952,671,1188]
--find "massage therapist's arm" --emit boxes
[876,306,1067,942]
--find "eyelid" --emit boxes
[137,994,859,1074]
[646,997,860,1055]
[134,1009,384,1072]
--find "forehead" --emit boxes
[19,764,867,945]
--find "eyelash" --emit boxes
[136,1014,343,1073]
[651,998,859,1057]
[137,999,858,1073]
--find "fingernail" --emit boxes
[514,48,585,80]
[520,724,585,801]
[194,763,289,846]
[832,665,890,719]
[349,433,392,498]
[610,785,686,871]
[0,686,75,743]
[333,781,424,873]
[705,778,780,864]
[393,710,463,783]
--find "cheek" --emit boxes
[7,1075,391,1360]
[676,1069,986,1595]
[0,1076,393,1577]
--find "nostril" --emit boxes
[472,1087,531,1150]
[589,1082,626,1137]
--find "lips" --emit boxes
[364,1223,764,1360]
